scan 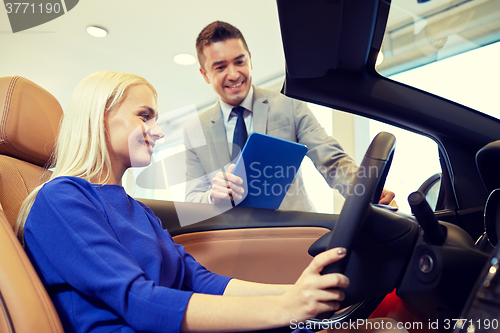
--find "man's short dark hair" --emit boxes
[196,21,249,70]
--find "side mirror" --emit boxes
[417,173,444,211]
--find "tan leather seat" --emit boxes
[0,76,64,333]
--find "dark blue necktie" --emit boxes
[232,106,248,160]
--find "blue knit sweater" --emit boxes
[24,176,232,333]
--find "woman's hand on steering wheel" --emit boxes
[279,248,350,323]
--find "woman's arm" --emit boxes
[223,279,292,296]
[181,248,349,332]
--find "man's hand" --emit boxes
[379,188,398,208]
[210,164,245,204]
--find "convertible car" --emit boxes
[1,0,500,332]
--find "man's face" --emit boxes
[200,38,252,106]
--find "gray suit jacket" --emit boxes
[183,86,358,212]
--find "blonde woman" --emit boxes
[16,71,352,333]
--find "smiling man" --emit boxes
[183,21,395,211]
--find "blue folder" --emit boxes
[231,133,308,209]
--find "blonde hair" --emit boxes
[15,71,157,242]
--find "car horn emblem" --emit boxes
[3,0,79,33]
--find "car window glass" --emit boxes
[301,105,441,215]
[126,102,441,217]
[376,0,500,119]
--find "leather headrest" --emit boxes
[476,140,500,194]
[0,76,62,166]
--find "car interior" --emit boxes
[2,0,500,332]
[0,75,64,333]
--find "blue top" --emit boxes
[24,176,232,333]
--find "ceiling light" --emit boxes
[87,26,107,38]
[174,54,196,66]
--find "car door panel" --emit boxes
[173,227,329,284]
[139,199,335,283]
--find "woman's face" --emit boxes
[105,84,164,175]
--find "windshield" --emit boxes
[376,0,500,119]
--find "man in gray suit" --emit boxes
[183,21,395,211]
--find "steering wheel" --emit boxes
[306,131,396,328]
[324,131,395,273]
